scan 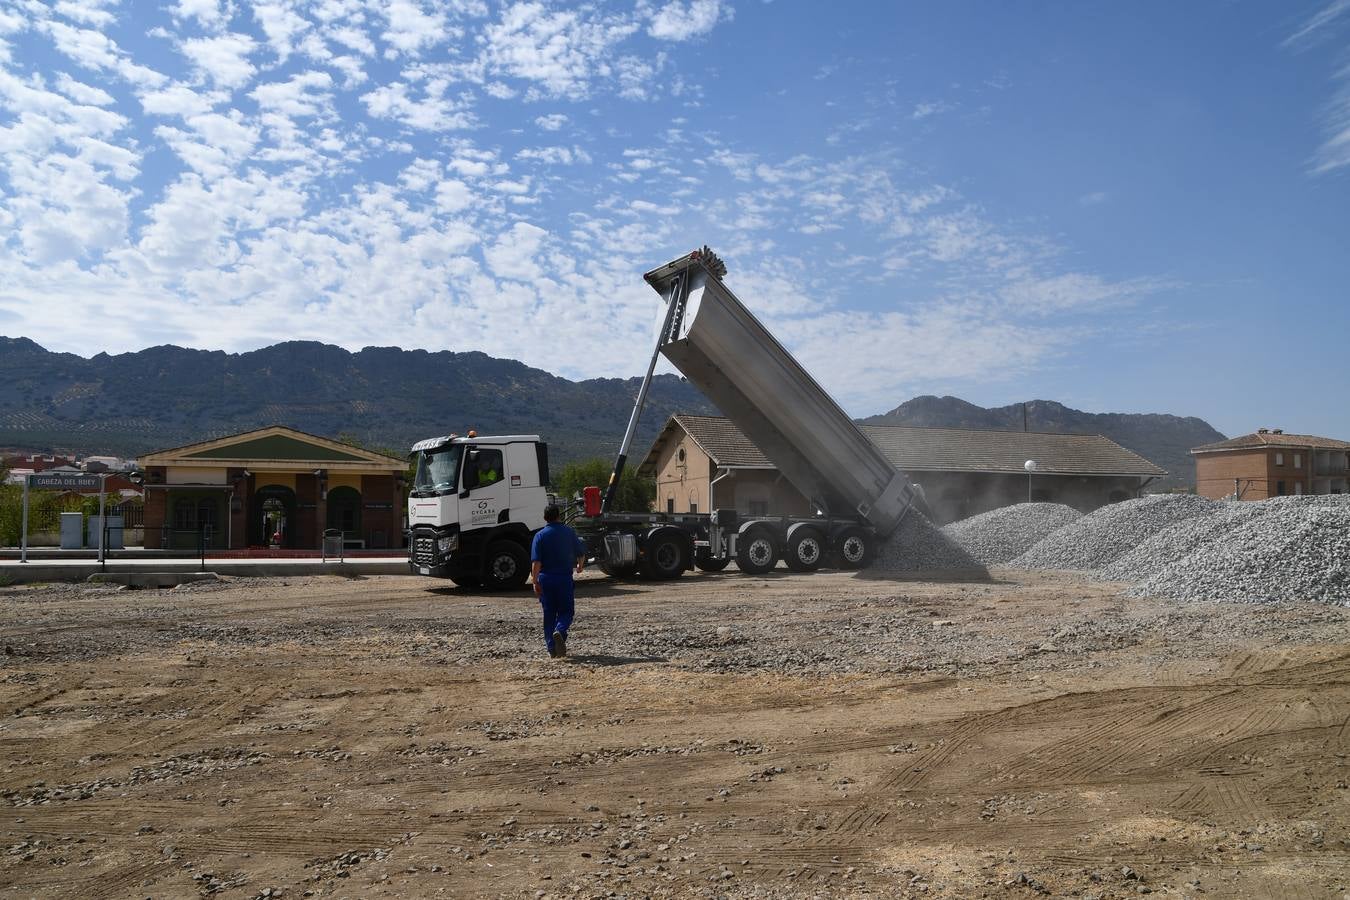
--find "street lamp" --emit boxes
[1024,459,1038,503]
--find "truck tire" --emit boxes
[736,529,778,575]
[834,527,873,570]
[642,531,687,580]
[784,527,825,572]
[695,551,730,572]
[483,540,529,590]
[449,573,481,589]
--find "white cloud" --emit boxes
[180,32,258,89]
[911,100,953,120]
[479,3,639,97]
[250,0,312,61]
[137,82,218,118]
[1285,1,1350,173]
[54,0,118,27]
[172,0,231,29]
[535,112,567,131]
[646,0,726,41]
[517,145,590,165]
[380,0,448,56]
[484,221,547,280]
[361,78,473,131]
[54,72,114,106]
[250,70,333,117]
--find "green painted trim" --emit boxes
[185,434,369,462]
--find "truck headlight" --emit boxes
[438,534,458,553]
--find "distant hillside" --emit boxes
[860,395,1226,489]
[0,337,716,465]
[0,339,1223,489]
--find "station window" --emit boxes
[666,498,675,513]
[1294,453,1302,469]
[689,502,698,514]
[1276,480,1286,496]
[1275,452,1284,466]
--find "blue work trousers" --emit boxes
[537,571,575,652]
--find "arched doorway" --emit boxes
[326,486,362,545]
[251,485,297,548]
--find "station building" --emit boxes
[639,414,1167,525]
[139,426,406,551]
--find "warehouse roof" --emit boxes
[1192,430,1350,453]
[639,415,1166,478]
[862,425,1166,476]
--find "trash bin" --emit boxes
[323,528,344,561]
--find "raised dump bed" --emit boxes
[645,250,920,536]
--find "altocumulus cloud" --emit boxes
[0,0,1171,413]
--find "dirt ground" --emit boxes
[1,568,1348,899]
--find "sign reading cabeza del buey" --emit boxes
[29,473,103,490]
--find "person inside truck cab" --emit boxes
[469,451,502,489]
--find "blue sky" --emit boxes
[0,1,1347,440]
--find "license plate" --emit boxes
[419,567,430,575]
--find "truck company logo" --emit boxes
[469,499,496,525]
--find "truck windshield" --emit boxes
[412,445,463,495]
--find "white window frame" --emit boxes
[1275,452,1284,466]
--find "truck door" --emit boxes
[463,448,509,530]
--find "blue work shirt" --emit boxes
[531,522,586,575]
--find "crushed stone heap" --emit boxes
[942,502,1082,566]
[1098,500,1271,584]
[1128,495,1350,605]
[870,509,988,575]
[1010,493,1217,572]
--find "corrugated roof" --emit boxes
[638,415,1166,477]
[1192,431,1350,453]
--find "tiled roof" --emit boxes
[1192,431,1350,453]
[861,425,1166,476]
[672,414,776,467]
[639,415,1166,477]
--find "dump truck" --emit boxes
[407,247,924,588]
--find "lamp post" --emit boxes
[1024,459,1038,503]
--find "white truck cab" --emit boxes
[407,432,550,588]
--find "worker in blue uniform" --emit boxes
[530,505,587,657]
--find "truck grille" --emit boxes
[412,535,437,566]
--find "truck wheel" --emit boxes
[784,528,825,572]
[483,541,529,590]
[695,551,730,572]
[834,527,872,570]
[642,531,687,580]
[736,529,778,575]
[449,573,481,589]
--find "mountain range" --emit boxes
[1,337,1221,486]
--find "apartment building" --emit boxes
[1192,428,1350,500]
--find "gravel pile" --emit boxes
[942,503,1083,565]
[1011,493,1217,572]
[871,509,988,575]
[1098,500,1271,583]
[1129,495,1350,605]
